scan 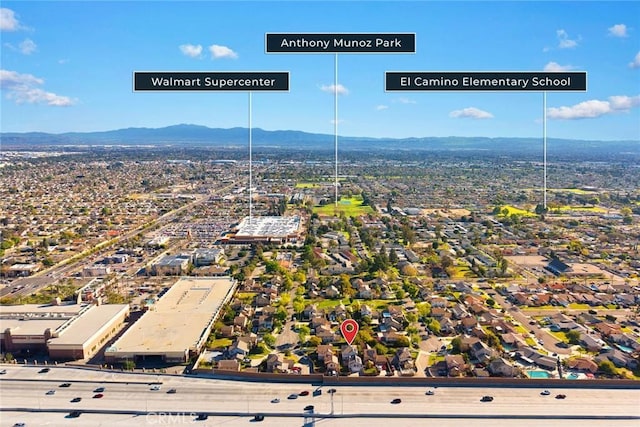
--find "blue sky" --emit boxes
[1,1,639,140]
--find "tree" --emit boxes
[566,330,581,345]
[598,360,617,376]
[451,337,462,354]
[123,359,136,371]
[297,325,310,343]
[427,318,441,335]
[262,333,276,347]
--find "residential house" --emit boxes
[444,354,468,377]
[488,358,517,377]
[392,347,415,375]
[595,349,638,369]
[566,357,598,374]
[265,353,294,373]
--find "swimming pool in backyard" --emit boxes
[526,370,552,379]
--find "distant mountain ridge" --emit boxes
[2,124,638,156]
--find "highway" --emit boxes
[1,365,639,426]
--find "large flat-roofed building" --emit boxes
[0,303,87,354]
[104,276,236,364]
[224,216,302,244]
[47,304,129,360]
[0,302,129,360]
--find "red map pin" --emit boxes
[340,319,359,345]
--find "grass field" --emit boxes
[551,188,598,194]
[313,196,374,217]
[496,205,536,217]
[449,265,475,279]
[554,205,608,213]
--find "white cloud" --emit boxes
[0,8,21,31]
[544,61,576,71]
[320,84,349,95]
[0,69,75,106]
[608,24,628,38]
[449,107,494,119]
[209,44,238,59]
[547,95,640,119]
[19,38,36,55]
[375,104,388,111]
[557,29,578,49]
[629,51,640,69]
[393,97,416,104]
[179,44,202,58]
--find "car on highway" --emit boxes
[391,398,402,404]
[270,398,280,403]
[540,390,551,396]
[481,395,494,402]
[167,388,177,394]
[59,383,72,388]
[70,397,82,403]
[299,390,309,396]
[93,393,104,399]
[45,390,56,395]
[150,385,161,391]
[94,387,105,393]
[555,394,567,399]
[38,368,50,373]
[287,393,298,400]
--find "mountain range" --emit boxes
[2,124,638,157]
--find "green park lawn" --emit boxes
[313,196,374,217]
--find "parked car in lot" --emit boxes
[0,369,7,374]
[425,389,435,395]
[391,398,402,404]
[270,398,280,403]
[70,397,82,403]
[253,414,265,422]
[299,390,309,396]
[59,383,71,388]
[304,405,314,411]
[93,393,104,399]
[167,388,177,394]
[67,411,81,418]
[38,368,50,374]
[196,413,208,421]
[287,393,298,400]
[94,387,105,393]
[555,394,567,399]
[481,395,494,402]
[150,385,161,391]
[46,390,56,395]
[540,390,551,396]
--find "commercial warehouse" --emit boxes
[0,302,129,360]
[47,304,130,360]
[104,276,236,364]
